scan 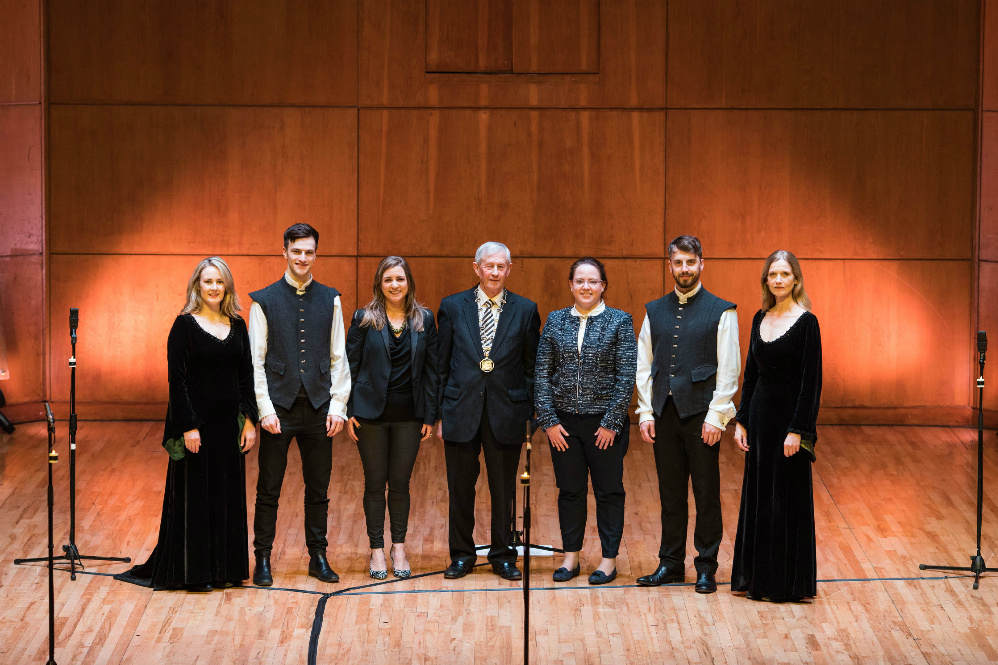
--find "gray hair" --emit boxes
[474,241,512,264]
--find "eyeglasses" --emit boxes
[572,279,604,287]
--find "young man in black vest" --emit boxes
[436,241,541,581]
[248,223,350,585]
[635,235,740,594]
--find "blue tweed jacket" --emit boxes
[534,305,637,433]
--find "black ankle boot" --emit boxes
[253,553,273,587]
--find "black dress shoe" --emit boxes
[694,572,717,594]
[253,554,273,587]
[636,564,684,587]
[588,568,617,585]
[443,560,472,579]
[308,552,340,583]
[185,583,213,593]
[492,561,522,581]
[552,565,581,582]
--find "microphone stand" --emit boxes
[520,421,532,665]
[920,331,989,589]
[15,309,130,578]
[45,403,58,665]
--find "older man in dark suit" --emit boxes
[436,241,541,581]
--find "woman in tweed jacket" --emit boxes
[534,257,637,585]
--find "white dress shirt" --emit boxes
[570,300,606,352]
[476,286,506,351]
[635,282,740,430]
[248,271,350,420]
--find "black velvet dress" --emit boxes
[115,314,258,589]
[731,310,822,602]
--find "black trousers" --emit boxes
[253,392,332,557]
[355,418,422,549]
[653,396,722,575]
[549,411,627,558]
[444,406,522,565]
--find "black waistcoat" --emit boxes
[646,287,735,419]
[250,278,340,411]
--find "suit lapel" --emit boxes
[460,289,486,358]
[490,292,516,352]
[379,322,391,356]
[410,322,420,364]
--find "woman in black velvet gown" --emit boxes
[732,250,822,602]
[115,257,258,592]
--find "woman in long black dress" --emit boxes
[116,257,258,591]
[731,250,822,602]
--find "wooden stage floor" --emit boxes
[1,421,997,664]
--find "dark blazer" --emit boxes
[345,308,439,426]
[436,287,541,446]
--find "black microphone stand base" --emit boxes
[919,556,988,591]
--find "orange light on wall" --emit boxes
[0,293,9,381]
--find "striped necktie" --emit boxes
[480,300,496,353]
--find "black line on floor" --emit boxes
[308,593,333,665]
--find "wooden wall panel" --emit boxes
[705,259,972,413]
[426,0,512,73]
[985,0,998,111]
[0,105,42,255]
[668,0,979,109]
[980,261,998,414]
[666,110,976,260]
[0,0,41,103]
[49,106,357,256]
[0,255,44,405]
[47,0,357,105]
[360,0,665,107]
[983,113,998,262]
[511,0,599,74]
[359,109,664,258]
[357,256,663,326]
[49,255,357,410]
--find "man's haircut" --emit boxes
[284,223,320,249]
[474,241,512,265]
[667,235,703,259]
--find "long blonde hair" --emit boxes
[360,256,426,331]
[760,250,812,311]
[181,257,241,319]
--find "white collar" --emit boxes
[476,286,506,308]
[674,281,702,304]
[285,270,312,294]
[571,300,605,318]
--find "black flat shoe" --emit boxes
[185,583,213,593]
[444,560,472,579]
[212,580,239,589]
[492,561,522,581]
[694,572,717,594]
[308,552,340,583]
[552,565,581,582]
[636,564,684,587]
[253,554,273,587]
[588,569,617,585]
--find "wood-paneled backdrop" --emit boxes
[0,0,994,425]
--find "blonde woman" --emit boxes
[116,257,257,592]
[732,250,822,602]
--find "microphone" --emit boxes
[44,402,55,434]
[70,307,79,345]
[978,331,987,354]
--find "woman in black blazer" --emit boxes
[346,256,438,580]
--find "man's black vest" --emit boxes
[250,278,340,411]
[646,287,735,419]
